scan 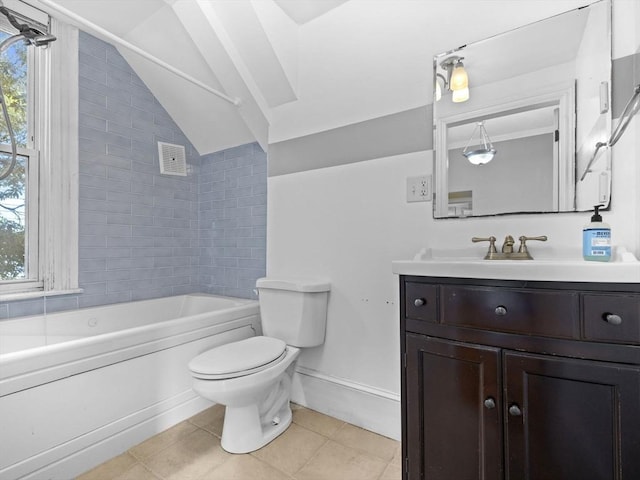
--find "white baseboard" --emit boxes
[14,391,212,480]
[291,366,401,441]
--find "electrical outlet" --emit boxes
[407,175,432,202]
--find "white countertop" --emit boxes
[392,247,640,283]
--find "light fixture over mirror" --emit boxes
[462,121,496,165]
[438,56,469,103]
[432,0,611,219]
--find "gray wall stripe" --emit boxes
[268,105,431,176]
[268,54,637,177]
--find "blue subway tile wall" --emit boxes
[199,144,267,299]
[0,32,267,319]
[77,31,202,308]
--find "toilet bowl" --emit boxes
[188,277,330,453]
[190,336,300,453]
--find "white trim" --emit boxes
[1,0,49,25]
[434,84,576,217]
[40,19,79,294]
[0,288,82,302]
[291,365,401,441]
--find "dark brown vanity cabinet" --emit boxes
[400,276,640,480]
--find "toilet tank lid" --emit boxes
[256,277,331,292]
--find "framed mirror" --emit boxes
[433,0,611,218]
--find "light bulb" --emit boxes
[452,87,469,103]
[450,63,468,90]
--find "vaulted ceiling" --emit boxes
[33,0,588,155]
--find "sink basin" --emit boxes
[392,247,640,283]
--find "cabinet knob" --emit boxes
[508,404,522,416]
[414,298,425,307]
[483,397,496,409]
[604,313,623,325]
[495,306,507,316]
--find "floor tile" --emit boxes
[295,440,387,480]
[143,428,230,480]
[189,403,225,437]
[331,423,398,462]
[252,423,327,475]
[110,463,161,480]
[292,406,345,437]
[379,461,402,480]
[201,454,293,480]
[390,443,402,466]
[129,420,198,460]
[75,453,137,480]
[77,406,402,480]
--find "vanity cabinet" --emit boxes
[400,276,640,480]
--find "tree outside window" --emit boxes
[0,29,28,280]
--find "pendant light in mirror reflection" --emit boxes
[462,121,496,165]
[436,56,469,103]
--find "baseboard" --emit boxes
[291,366,401,441]
[13,391,212,480]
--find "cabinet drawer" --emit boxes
[405,283,438,322]
[441,286,579,338]
[583,294,640,344]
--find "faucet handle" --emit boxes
[472,236,497,257]
[517,235,548,254]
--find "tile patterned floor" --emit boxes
[76,404,401,480]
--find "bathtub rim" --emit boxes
[0,293,261,397]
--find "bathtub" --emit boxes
[0,294,261,480]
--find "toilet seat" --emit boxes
[189,336,287,380]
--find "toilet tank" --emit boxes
[256,277,330,347]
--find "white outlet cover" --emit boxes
[407,175,432,203]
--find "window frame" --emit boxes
[0,4,79,300]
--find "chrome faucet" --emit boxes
[472,235,547,260]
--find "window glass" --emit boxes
[0,153,27,280]
[0,17,35,284]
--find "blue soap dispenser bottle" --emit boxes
[583,205,611,262]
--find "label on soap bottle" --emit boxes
[583,228,611,259]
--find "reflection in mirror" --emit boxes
[433,0,611,218]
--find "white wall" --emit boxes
[268,152,432,438]
[267,0,640,440]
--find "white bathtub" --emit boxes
[0,294,261,480]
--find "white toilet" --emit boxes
[188,277,330,453]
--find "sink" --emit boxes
[392,246,640,283]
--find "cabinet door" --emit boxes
[405,334,502,480]
[504,352,640,480]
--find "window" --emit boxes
[0,14,40,292]
[0,2,78,300]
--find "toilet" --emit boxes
[188,277,330,453]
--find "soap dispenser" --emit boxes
[582,205,611,262]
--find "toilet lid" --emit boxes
[189,336,287,380]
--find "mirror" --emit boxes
[433,0,611,218]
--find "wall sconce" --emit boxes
[462,121,496,165]
[439,55,469,103]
